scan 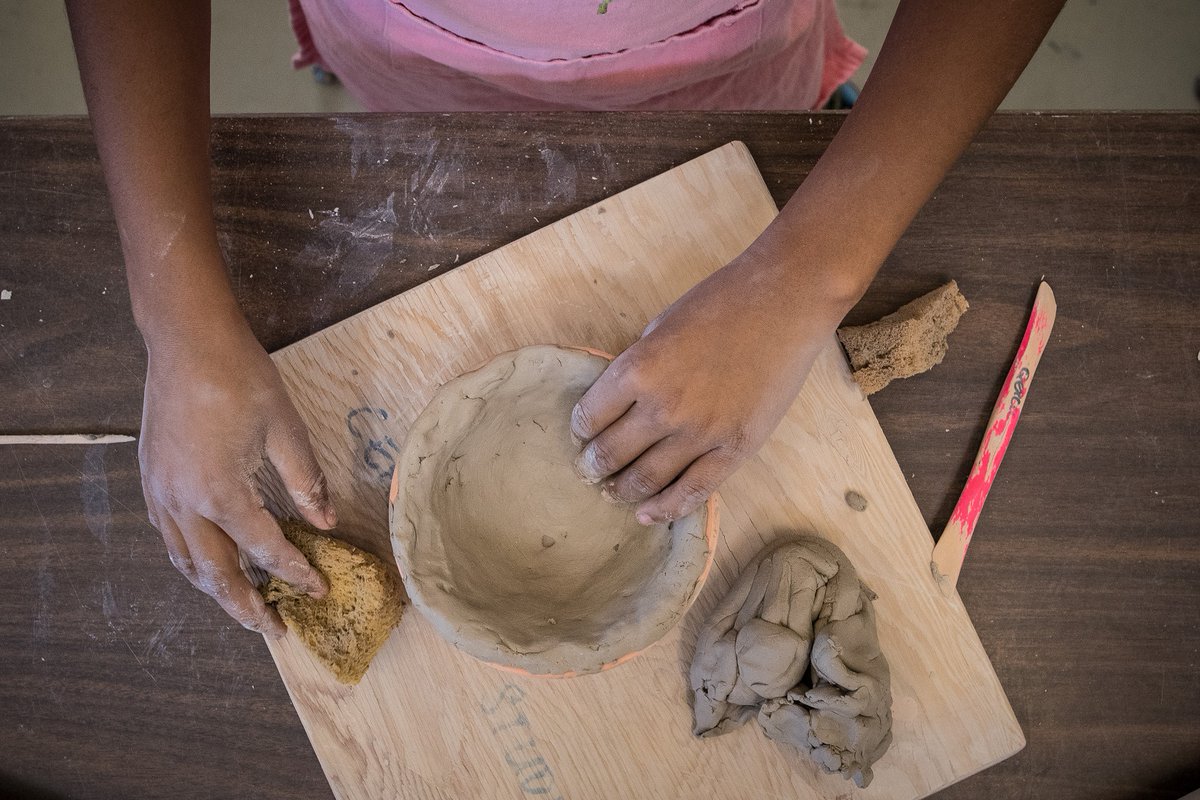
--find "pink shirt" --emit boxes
[288,0,864,111]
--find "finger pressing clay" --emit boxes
[837,280,968,395]
[261,520,405,684]
[689,536,892,788]
[391,345,717,677]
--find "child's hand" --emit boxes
[570,243,853,524]
[138,315,334,635]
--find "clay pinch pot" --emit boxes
[389,344,719,678]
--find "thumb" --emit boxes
[266,416,338,530]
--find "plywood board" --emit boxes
[266,142,1024,799]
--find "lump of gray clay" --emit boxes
[689,536,892,788]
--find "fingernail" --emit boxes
[262,614,288,639]
[323,506,338,528]
[636,511,655,526]
[308,574,329,599]
[248,620,279,639]
[569,406,591,448]
[599,484,621,505]
[574,449,601,485]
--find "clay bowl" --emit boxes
[389,344,719,678]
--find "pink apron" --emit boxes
[288,0,864,111]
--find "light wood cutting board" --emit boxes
[265,142,1024,800]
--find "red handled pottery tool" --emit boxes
[932,281,1056,589]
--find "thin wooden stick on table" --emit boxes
[0,434,136,445]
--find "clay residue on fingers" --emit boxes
[689,536,892,788]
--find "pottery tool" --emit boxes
[262,142,1024,800]
[0,434,135,445]
[932,282,1056,588]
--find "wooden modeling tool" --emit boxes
[932,281,1057,589]
[0,434,135,445]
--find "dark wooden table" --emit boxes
[1,112,1197,799]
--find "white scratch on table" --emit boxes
[80,443,112,549]
[538,145,577,203]
[100,580,117,622]
[301,193,398,297]
[144,615,185,663]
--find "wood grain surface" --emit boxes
[1,112,1197,800]
[262,142,1022,799]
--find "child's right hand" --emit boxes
[138,310,335,636]
[64,0,337,636]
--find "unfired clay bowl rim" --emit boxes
[389,344,720,678]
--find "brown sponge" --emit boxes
[837,281,969,395]
[261,520,404,684]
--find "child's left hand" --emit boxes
[570,242,853,524]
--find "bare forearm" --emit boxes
[67,0,240,342]
[68,1,335,635]
[762,0,1065,309]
